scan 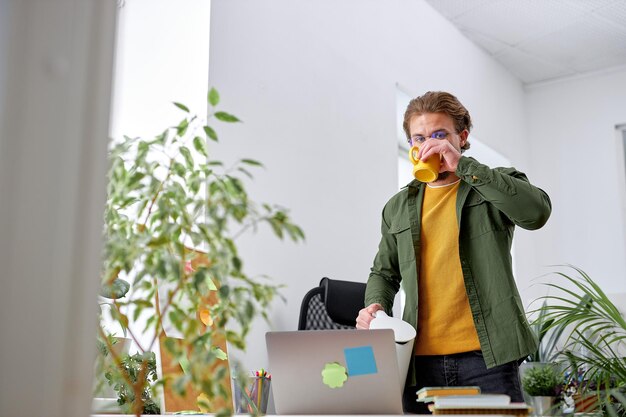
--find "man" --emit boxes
[356,91,551,413]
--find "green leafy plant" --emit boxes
[97,88,304,416]
[104,352,161,414]
[522,365,561,397]
[532,265,626,416]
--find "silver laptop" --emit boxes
[266,329,403,415]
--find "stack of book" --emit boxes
[416,387,530,417]
[416,386,482,403]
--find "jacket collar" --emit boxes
[404,179,421,189]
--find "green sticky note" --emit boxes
[321,362,348,388]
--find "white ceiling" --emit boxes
[424,0,626,85]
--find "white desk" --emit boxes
[92,414,512,416]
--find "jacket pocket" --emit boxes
[389,223,415,263]
[463,196,507,239]
[466,194,485,207]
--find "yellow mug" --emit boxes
[409,145,440,183]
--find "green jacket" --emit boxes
[365,156,551,379]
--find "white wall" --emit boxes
[525,69,626,301]
[209,0,543,371]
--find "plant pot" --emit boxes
[520,362,561,409]
[530,396,556,416]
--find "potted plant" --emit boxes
[521,364,561,416]
[532,265,626,416]
[97,88,304,416]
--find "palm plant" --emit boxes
[532,265,626,417]
[526,299,568,363]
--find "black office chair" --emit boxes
[297,277,367,330]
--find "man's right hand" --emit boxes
[355,303,384,329]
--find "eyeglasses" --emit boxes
[407,130,451,145]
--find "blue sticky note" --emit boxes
[344,345,377,376]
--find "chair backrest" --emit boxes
[297,277,367,330]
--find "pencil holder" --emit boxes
[233,374,272,414]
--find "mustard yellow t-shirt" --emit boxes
[414,180,481,355]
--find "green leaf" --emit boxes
[132,305,143,322]
[203,125,218,142]
[208,88,220,106]
[267,218,284,239]
[212,347,228,360]
[219,285,230,299]
[193,136,208,157]
[215,366,227,381]
[237,167,254,179]
[127,171,145,187]
[285,222,306,242]
[173,161,186,177]
[137,141,149,161]
[178,355,191,375]
[173,102,190,112]
[215,408,232,417]
[189,176,200,194]
[154,129,168,145]
[173,375,188,396]
[169,310,183,331]
[179,146,194,170]
[225,330,245,350]
[99,279,130,299]
[244,300,254,321]
[177,118,189,136]
[214,111,240,123]
[198,398,212,412]
[145,315,156,331]
[240,158,263,167]
[193,269,206,292]
[232,256,242,272]
[134,299,153,308]
[147,235,169,247]
[111,307,129,331]
[206,276,218,291]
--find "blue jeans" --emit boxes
[403,351,523,413]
